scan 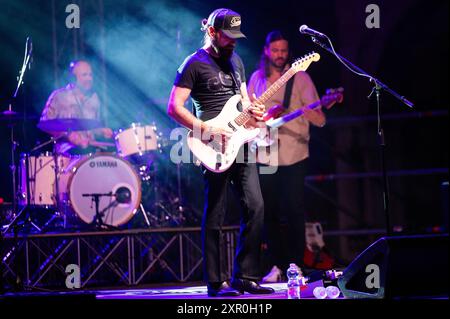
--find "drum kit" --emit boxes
[2,114,187,233]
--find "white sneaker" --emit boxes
[261,265,282,283]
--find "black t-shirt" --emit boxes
[174,48,246,121]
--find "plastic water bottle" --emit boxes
[286,263,301,299]
[325,285,341,299]
[313,286,327,299]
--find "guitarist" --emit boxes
[247,31,326,282]
[167,8,273,297]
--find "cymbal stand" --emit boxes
[139,203,151,227]
[8,116,19,227]
[135,155,158,227]
[1,120,37,235]
[1,37,33,292]
[175,162,185,224]
[2,37,34,236]
[153,161,185,227]
[29,134,67,231]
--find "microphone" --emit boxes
[299,25,327,38]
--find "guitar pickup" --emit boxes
[227,122,237,132]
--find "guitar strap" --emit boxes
[282,76,295,109]
[228,64,243,111]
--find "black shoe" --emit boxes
[207,281,242,297]
[231,278,275,294]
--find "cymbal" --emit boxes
[0,109,38,122]
[38,118,103,132]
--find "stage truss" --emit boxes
[1,226,239,290]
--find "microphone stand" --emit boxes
[82,192,118,230]
[310,36,414,236]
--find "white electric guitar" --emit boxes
[186,52,321,173]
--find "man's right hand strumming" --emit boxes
[203,125,232,139]
[202,125,233,151]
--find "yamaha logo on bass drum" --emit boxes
[89,160,118,168]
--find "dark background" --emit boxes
[0,0,448,263]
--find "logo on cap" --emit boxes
[229,16,241,27]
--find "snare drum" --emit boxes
[114,123,159,158]
[19,153,71,206]
[58,154,141,227]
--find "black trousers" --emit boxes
[258,159,308,273]
[202,162,264,284]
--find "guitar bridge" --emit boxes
[215,153,222,170]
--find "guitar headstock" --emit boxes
[291,52,321,73]
[321,87,344,109]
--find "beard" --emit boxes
[270,57,287,69]
[218,46,234,60]
[211,37,235,61]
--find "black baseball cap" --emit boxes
[206,8,246,39]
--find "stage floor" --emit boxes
[2,282,337,300]
[95,282,296,299]
[2,278,448,301]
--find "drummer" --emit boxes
[39,60,113,155]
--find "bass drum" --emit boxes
[59,154,141,227]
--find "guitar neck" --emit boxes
[256,68,298,105]
[235,68,298,125]
[283,100,321,122]
[266,100,321,129]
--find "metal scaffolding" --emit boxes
[1,226,239,290]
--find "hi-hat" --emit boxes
[38,118,103,132]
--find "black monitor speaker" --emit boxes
[337,234,449,299]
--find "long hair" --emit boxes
[258,52,271,78]
[201,18,212,46]
[257,30,290,78]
